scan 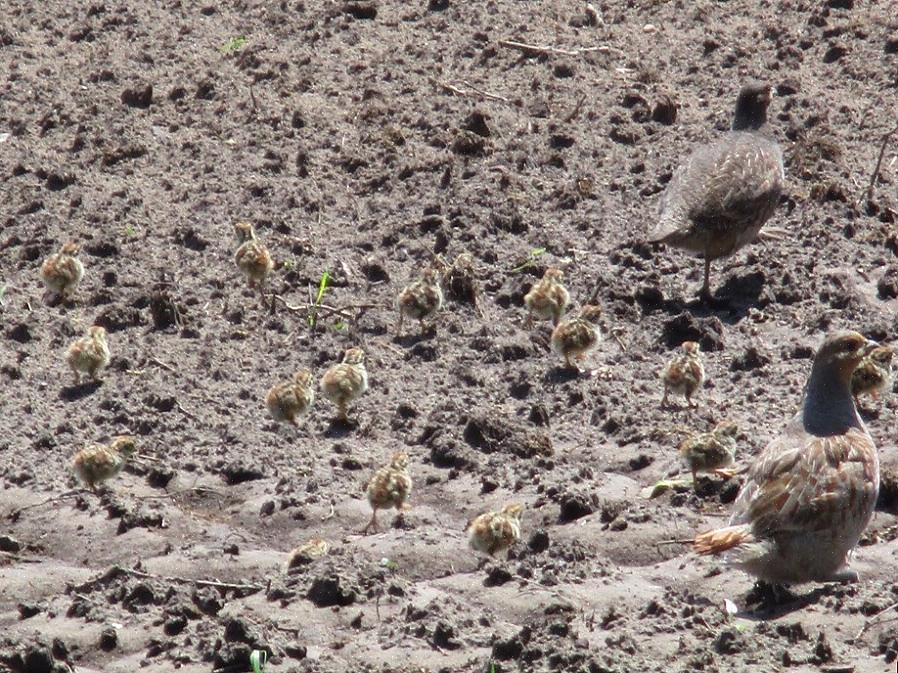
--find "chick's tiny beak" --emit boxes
[863,339,879,355]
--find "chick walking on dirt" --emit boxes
[266,370,316,427]
[550,305,603,371]
[661,341,705,408]
[40,241,85,302]
[679,420,739,484]
[72,436,137,493]
[524,268,570,327]
[467,503,524,558]
[396,267,443,336]
[363,452,412,533]
[320,347,368,422]
[234,222,274,300]
[65,325,110,384]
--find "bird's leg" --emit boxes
[396,313,404,336]
[337,404,348,423]
[712,467,738,478]
[363,511,378,534]
[524,312,533,328]
[661,388,670,408]
[564,354,574,370]
[700,257,712,302]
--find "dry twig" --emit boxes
[862,122,898,205]
[118,565,264,592]
[498,39,614,57]
[854,600,898,640]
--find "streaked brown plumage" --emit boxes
[550,305,602,370]
[72,436,136,492]
[661,341,704,408]
[524,267,570,326]
[679,420,738,483]
[851,345,893,407]
[319,347,368,421]
[266,370,315,426]
[364,452,412,533]
[40,242,85,300]
[234,222,274,296]
[649,82,784,299]
[396,267,443,335]
[467,503,524,558]
[694,331,879,586]
[65,326,110,384]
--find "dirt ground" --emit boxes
[2,0,898,671]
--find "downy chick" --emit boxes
[550,305,602,370]
[396,267,443,335]
[661,341,705,408]
[65,326,110,384]
[524,267,570,327]
[40,242,85,301]
[234,222,274,298]
[467,503,524,558]
[320,347,368,422]
[363,452,412,533]
[679,420,739,483]
[267,370,316,426]
[72,436,136,492]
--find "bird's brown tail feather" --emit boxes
[693,525,752,555]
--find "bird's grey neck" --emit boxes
[801,365,861,435]
[732,110,767,132]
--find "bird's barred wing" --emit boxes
[730,427,878,536]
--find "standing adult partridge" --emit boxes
[694,331,880,588]
[649,82,784,300]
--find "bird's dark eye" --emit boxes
[844,340,858,352]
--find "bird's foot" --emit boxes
[745,581,798,610]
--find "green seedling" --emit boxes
[124,224,137,237]
[332,321,347,332]
[250,649,267,673]
[380,557,399,571]
[221,36,248,55]
[308,271,331,328]
[511,247,546,273]
[0,284,6,307]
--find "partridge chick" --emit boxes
[319,347,368,422]
[851,345,893,407]
[467,503,524,558]
[551,305,602,370]
[648,82,784,300]
[363,452,412,533]
[694,331,879,587]
[266,370,315,427]
[72,436,136,492]
[679,420,738,483]
[661,341,705,408]
[396,267,443,335]
[234,222,274,298]
[286,538,330,572]
[65,326,110,384]
[524,268,570,326]
[40,242,85,301]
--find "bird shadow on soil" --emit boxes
[59,381,103,401]
[544,367,583,385]
[323,418,357,439]
[664,270,768,326]
[736,585,829,621]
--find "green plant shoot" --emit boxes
[308,270,331,327]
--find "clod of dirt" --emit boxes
[431,620,462,650]
[877,268,898,299]
[98,627,118,651]
[651,94,678,125]
[527,529,550,553]
[558,491,597,523]
[149,290,183,330]
[6,323,33,343]
[483,565,513,587]
[121,84,153,108]
[730,345,771,371]
[661,312,724,351]
[219,462,265,485]
[451,130,487,156]
[427,0,449,10]
[877,469,898,512]
[192,587,223,616]
[307,572,357,607]
[94,306,143,332]
[22,646,55,673]
[0,535,22,552]
[463,110,491,138]
[462,413,553,458]
[285,642,308,659]
[343,1,377,20]
[713,628,745,654]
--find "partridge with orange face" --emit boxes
[467,503,524,558]
[65,326,110,384]
[524,267,569,326]
[661,341,704,408]
[363,452,412,533]
[550,305,602,370]
[694,331,879,587]
[234,222,274,297]
[320,347,368,422]
[40,242,85,301]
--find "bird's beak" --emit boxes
[863,339,880,355]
